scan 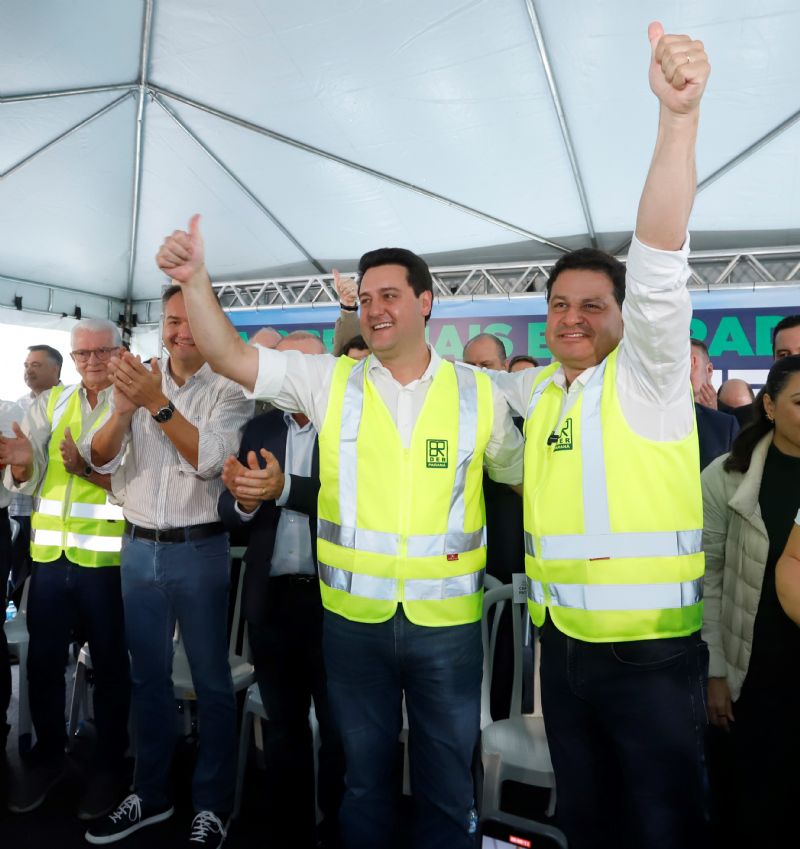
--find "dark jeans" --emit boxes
[324,608,482,849]
[248,576,344,848]
[121,532,236,813]
[27,555,130,767]
[0,507,11,746]
[539,622,709,849]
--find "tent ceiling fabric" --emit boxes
[2,0,800,317]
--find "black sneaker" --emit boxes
[85,794,174,844]
[189,811,227,847]
[7,758,65,813]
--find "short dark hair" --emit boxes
[690,338,710,360]
[343,334,369,355]
[463,333,506,363]
[161,284,183,309]
[27,344,63,374]
[545,248,626,308]
[772,314,800,355]
[507,354,539,370]
[358,247,434,323]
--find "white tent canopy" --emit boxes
[2,0,799,325]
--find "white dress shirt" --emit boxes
[86,360,254,529]
[488,234,695,442]
[248,345,523,485]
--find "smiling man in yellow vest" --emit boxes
[485,22,711,849]
[0,319,129,821]
[153,225,523,846]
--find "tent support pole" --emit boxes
[522,0,597,248]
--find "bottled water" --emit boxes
[467,804,478,835]
[5,600,17,621]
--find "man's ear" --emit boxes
[420,290,433,319]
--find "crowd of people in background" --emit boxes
[0,22,799,849]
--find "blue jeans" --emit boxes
[539,621,709,849]
[27,555,130,767]
[121,533,236,813]
[324,608,482,849]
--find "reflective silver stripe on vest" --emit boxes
[318,518,399,556]
[36,498,124,522]
[320,561,483,602]
[70,502,125,521]
[50,384,80,431]
[35,498,63,518]
[540,529,703,560]
[579,360,610,535]
[319,561,397,600]
[319,519,485,559]
[525,374,554,422]
[327,359,485,561]
[447,364,479,543]
[405,568,485,601]
[338,359,367,534]
[32,529,123,553]
[406,527,486,558]
[527,576,703,611]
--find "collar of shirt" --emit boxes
[282,410,315,435]
[365,345,442,389]
[78,383,114,404]
[163,359,211,390]
[550,362,597,396]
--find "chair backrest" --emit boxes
[228,546,248,663]
[480,573,539,728]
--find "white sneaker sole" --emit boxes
[85,806,174,845]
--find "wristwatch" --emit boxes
[152,400,175,423]
[81,464,92,478]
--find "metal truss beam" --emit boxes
[126,245,800,323]
[0,83,136,104]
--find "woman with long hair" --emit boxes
[701,354,800,843]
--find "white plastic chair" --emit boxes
[480,574,556,819]
[4,576,33,754]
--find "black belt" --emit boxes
[125,521,225,544]
[269,574,318,585]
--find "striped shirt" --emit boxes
[85,360,253,529]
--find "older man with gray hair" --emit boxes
[0,318,130,821]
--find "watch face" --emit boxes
[153,402,174,422]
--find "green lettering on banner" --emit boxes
[433,324,465,359]
[527,322,550,359]
[709,316,754,357]
[755,315,783,356]
[689,318,707,341]
[238,331,249,342]
[322,327,336,352]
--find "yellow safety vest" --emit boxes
[317,356,494,626]
[30,385,124,567]
[523,347,704,642]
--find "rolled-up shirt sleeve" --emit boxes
[180,384,254,480]
[81,398,130,475]
[484,386,524,485]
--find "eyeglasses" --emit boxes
[70,347,118,363]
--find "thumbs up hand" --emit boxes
[647,21,710,115]
[156,214,206,285]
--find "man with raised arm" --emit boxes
[82,286,253,849]
[479,22,711,849]
[155,238,523,845]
